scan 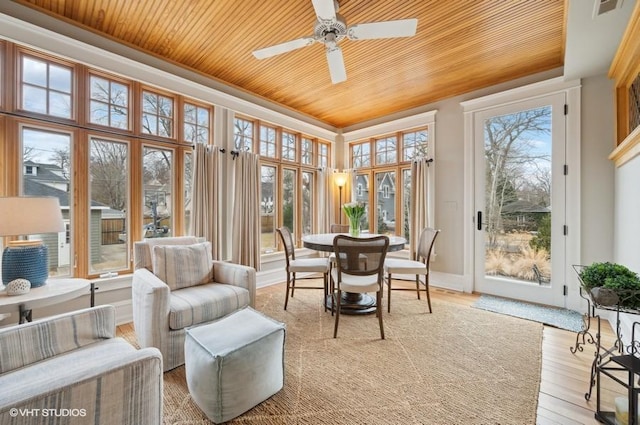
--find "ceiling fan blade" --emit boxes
[312,0,337,21]
[326,46,346,84]
[347,18,418,40]
[253,37,316,59]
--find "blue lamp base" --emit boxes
[2,244,49,287]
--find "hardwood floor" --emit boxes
[119,284,617,424]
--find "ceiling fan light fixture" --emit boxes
[251,0,418,84]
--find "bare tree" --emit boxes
[484,107,551,246]
[90,140,128,211]
[49,148,71,180]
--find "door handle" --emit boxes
[477,211,482,231]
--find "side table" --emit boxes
[0,278,92,324]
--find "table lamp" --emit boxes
[333,172,348,224]
[0,197,65,287]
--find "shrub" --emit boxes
[579,262,640,309]
[512,247,550,282]
[485,249,510,276]
[579,262,639,291]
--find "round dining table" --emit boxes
[302,233,407,314]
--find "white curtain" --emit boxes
[316,168,335,233]
[231,151,261,270]
[190,144,225,260]
[410,159,430,259]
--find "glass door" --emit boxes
[474,93,566,306]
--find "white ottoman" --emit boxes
[184,307,286,423]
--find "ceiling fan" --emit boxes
[252,0,418,84]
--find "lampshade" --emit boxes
[333,172,348,188]
[0,197,65,287]
[0,197,65,237]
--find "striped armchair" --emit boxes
[0,305,163,425]
[132,237,256,371]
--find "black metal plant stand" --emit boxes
[570,265,637,401]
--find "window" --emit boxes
[142,146,173,238]
[234,117,253,151]
[376,171,395,235]
[142,90,173,138]
[302,171,313,235]
[260,125,277,158]
[184,151,193,234]
[350,127,429,237]
[403,129,428,160]
[260,165,276,253]
[282,131,296,161]
[21,126,72,277]
[301,137,313,165]
[89,137,129,273]
[318,142,329,168]
[402,169,411,240]
[376,136,397,165]
[351,142,371,168]
[183,102,210,143]
[89,75,129,129]
[282,168,297,231]
[238,117,328,252]
[21,54,72,118]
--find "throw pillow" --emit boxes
[152,242,213,291]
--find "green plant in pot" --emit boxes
[578,262,640,309]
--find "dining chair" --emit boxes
[331,234,389,339]
[330,223,349,233]
[384,227,440,313]
[277,227,330,311]
[328,223,367,272]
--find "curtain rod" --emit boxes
[199,145,240,159]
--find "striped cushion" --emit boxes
[0,306,115,374]
[169,283,250,330]
[152,242,213,291]
[0,338,162,425]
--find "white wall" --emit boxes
[580,75,616,265]
[614,155,640,273]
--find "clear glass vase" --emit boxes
[348,216,361,237]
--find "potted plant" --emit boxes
[577,262,640,310]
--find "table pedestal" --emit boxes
[325,292,377,315]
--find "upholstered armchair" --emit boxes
[132,236,256,371]
[0,305,163,424]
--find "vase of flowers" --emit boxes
[343,202,365,237]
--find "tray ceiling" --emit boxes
[14,0,566,128]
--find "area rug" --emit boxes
[120,283,543,424]
[473,294,583,332]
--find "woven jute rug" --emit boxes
[120,282,543,424]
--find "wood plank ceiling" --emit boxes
[14,0,566,129]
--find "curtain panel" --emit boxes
[316,168,336,234]
[410,160,430,260]
[231,151,261,270]
[190,144,225,260]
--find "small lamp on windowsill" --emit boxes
[333,172,348,225]
[0,197,65,288]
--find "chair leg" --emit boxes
[291,272,296,297]
[333,289,342,338]
[330,274,335,316]
[387,273,392,313]
[415,274,421,300]
[425,274,432,313]
[284,273,291,310]
[377,290,385,339]
[323,273,328,312]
